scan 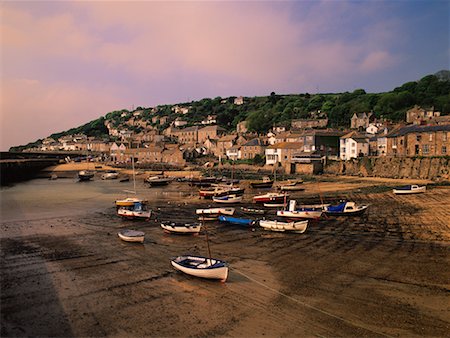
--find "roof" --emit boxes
[199,125,226,132]
[242,138,264,147]
[267,142,303,150]
[387,124,450,137]
[218,134,237,142]
[179,126,198,132]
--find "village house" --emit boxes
[176,126,199,144]
[301,130,343,157]
[386,124,450,157]
[236,121,248,134]
[172,105,190,115]
[265,142,303,166]
[291,118,328,129]
[240,138,266,159]
[226,146,241,161]
[215,134,237,158]
[173,117,188,128]
[87,140,110,153]
[340,131,370,160]
[110,143,127,162]
[198,125,226,143]
[406,105,441,124]
[366,123,379,135]
[203,137,218,155]
[351,112,373,130]
[266,132,277,145]
[201,115,217,125]
[161,147,186,166]
[234,96,244,105]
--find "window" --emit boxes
[423,144,429,154]
[442,146,447,154]
[443,133,448,142]
[416,135,422,141]
[429,133,433,141]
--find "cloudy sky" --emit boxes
[1,0,448,150]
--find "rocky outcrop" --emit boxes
[324,157,450,181]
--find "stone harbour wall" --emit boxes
[324,157,450,181]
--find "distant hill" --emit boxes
[10,71,450,151]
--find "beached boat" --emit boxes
[259,219,308,233]
[253,192,288,204]
[171,255,228,282]
[250,176,274,189]
[161,221,201,234]
[78,170,94,181]
[187,177,218,187]
[118,229,145,243]
[240,206,266,215]
[115,196,147,208]
[117,202,151,219]
[218,215,256,226]
[196,207,235,220]
[277,200,323,219]
[393,184,426,195]
[212,194,243,204]
[145,176,173,187]
[324,201,369,216]
[263,203,286,208]
[278,184,305,192]
[199,185,245,199]
[101,170,119,180]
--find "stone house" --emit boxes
[340,131,370,160]
[215,134,237,157]
[265,142,303,166]
[162,147,186,166]
[386,124,450,157]
[234,96,244,105]
[226,146,241,161]
[87,140,110,152]
[301,130,343,157]
[351,112,373,130]
[173,117,188,127]
[198,125,226,143]
[201,115,217,125]
[240,138,266,160]
[203,137,218,155]
[110,143,127,162]
[236,121,248,134]
[177,126,199,144]
[406,105,441,124]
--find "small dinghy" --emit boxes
[78,170,94,181]
[253,192,288,204]
[250,176,274,189]
[118,229,145,243]
[117,202,151,220]
[218,215,255,226]
[196,207,235,220]
[324,201,369,216]
[259,219,308,233]
[171,255,228,282]
[101,170,119,180]
[393,184,426,195]
[161,221,201,234]
[277,200,323,219]
[212,194,243,204]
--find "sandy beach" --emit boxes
[1,176,449,337]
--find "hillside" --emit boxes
[10,70,450,151]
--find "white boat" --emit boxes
[115,196,147,208]
[393,184,426,195]
[259,219,308,233]
[263,203,286,208]
[277,200,323,219]
[78,170,94,181]
[118,229,145,243]
[253,192,288,204]
[212,194,243,204]
[324,201,369,216]
[117,202,151,219]
[278,184,305,192]
[171,255,228,282]
[196,207,235,220]
[161,221,201,234]
[101,170,119,180]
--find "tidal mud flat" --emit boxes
[1,177,449,337]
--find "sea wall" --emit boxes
[324,157,450,181]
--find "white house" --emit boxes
[340,132,369,160]
[366,123,379,135]
[265,147,281,165]
[174,118,188,127]
[226,146,241,160]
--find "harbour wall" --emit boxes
[323,157,450,181]
[1,159,60,185]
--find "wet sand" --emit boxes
[1,177,449,337]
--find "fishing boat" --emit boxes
[101,170,119,180]
[218,216,255,226]
[117,202,151,219]
[118,229,145,243]
[324,201,369,216]
[199,184,245,199]
[78,170,94,181]
[393,184,426,195]
[171,255,228,282]
[187,177,218,187]
[115,196,147,208]
[240,206,266,215]
[145,175,173,187]
[212,194,243,204]
[250,176,274,189]
[253,192,288,204]
[196,207,235,220]
[278,183,305,192]
[277,200,323,219]
[161,221,201,234]
[259,219,308,233]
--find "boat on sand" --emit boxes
[171,255,228,282]
[118,229,145,243]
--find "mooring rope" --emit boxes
[230,267,391,338]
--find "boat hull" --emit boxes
[212,195,243,204]
[161,222,201,234]
[277,209,322,219]
[393,186,426,194]
[218,216,255,226]
[259,220,308,233]
[117,208,151,219]
[118,230,145,243]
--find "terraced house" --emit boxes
[386,124,450,157]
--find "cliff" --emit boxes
[324,157,450,181]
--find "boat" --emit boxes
[218,216,255,226]
[171,255,228,282]
[115,196,147,208]
[49,174,58,180]
[187,177,218,187]
[278,184,305,192]
[393,184,426,195]
[240,206,266,215]
[145,176,173,187]
[196,207,235,220]
[101,170,119,180]
[277,200,323,219]
[117,202,151,219]
[78,170,94,181]
[259,219,308,233]
[250,176,274,189]
[161,221,201,234]
[212,194,243,204]
[324,201,369,216]
[253,192,288,204]
[199,184,245,199]
[118,229,145,243]
[119,177,130,182]
[263,203,286,208]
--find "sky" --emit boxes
[1,0,449,150]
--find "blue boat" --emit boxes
[218,215,255,226]
[324,201,369,216]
